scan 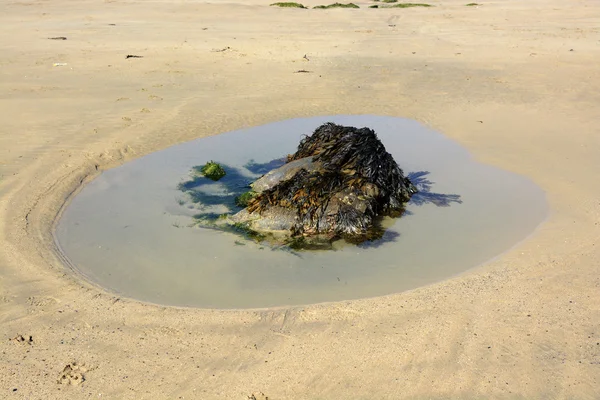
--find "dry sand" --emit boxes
[1,0,600,398]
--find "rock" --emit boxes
[229,122,417,247]
[250,156,320,193]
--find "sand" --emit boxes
[1,0,599,398]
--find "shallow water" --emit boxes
[55,116,547,309]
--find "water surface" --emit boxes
[55,116,547,308]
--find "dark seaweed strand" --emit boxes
[292,123,415,207]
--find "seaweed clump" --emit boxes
[235,123,417,244]
[314,3,360,8]
[235,191,257,207]
[369,2,432,8]
[270,2,307,7]
[197,161,226,181]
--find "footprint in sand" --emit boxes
[248,393,269,400]
[57,362,87,386]
[10,334,33,345]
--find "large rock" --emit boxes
[229,122,417,246]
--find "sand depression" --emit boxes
[54,115,547,308]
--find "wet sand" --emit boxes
[1,0,599,398]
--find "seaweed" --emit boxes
[235,190,257,207]
[314,2,360,8]
[270,2,307,8]
[197,161,226,181]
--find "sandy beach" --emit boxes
[1,0,599,398]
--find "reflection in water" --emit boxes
[244,158,286,176]
[359,172,463,248]
[177,159,286,212]
[407,171,463,207]
[357,229,401,249]
[177,164,251,210]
